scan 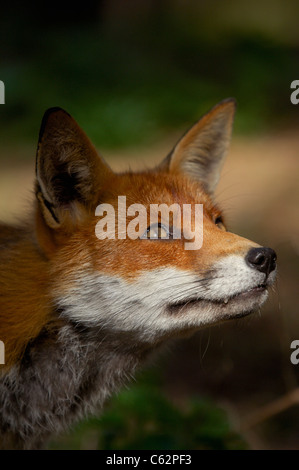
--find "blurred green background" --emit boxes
[1,0,299,450]
[1,0,299,148]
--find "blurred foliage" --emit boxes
[0,1,298,151]
[48,372,247,450]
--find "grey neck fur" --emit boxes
[0,318,155,449]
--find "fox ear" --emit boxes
[35,108,112,229]
[159,98,236,194]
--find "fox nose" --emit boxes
[246,247,277,276]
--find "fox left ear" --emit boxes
[159,98,236,194]
[35,108,112,229]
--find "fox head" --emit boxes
[35,99,277,344]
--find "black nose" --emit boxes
[246,247,277,275]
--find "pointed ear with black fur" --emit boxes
[159,98,236,194]
[35,108,112,229]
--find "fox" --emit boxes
[0,98,277,449]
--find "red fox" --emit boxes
[0,99,277,449]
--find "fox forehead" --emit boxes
[96,170,216,211]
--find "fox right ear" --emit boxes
[159,98,236,195]
[35,108,112,229]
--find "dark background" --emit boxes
[1,0,299,450]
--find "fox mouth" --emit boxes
[168,283,268,318]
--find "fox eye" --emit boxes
[141,223,171,240]
[215,216,226,231]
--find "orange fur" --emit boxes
[0,222,51,368]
